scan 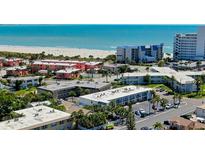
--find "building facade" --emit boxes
[38,80,111,99]
[6,66,29,77]
[79,86,152,106]
[116,44,163,63]
[8,76,43,89]
[56,68,80,79]
[173,26,205,61]
[120,67,203,93]
[0,105,71,130]
[173,33,197,61]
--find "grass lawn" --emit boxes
[182,84,205,99]
[15,87,37,96]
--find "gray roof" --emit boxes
[38,80,111,92]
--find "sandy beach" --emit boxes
[0,45,115,58]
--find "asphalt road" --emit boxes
[115,96,204,130]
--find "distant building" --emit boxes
[38,80,111,99]
[6,66,29,77]
[56,68,80,79]
[31,60,102,73]
[0,105,71,130]
[173,33,197,61]
[116,44,163,63]
[3,58,23,67]
[79,85,152,106]
[103,63,128,73]
[120,66,205,93]
[173,26,205,61]
[8,76,43,89]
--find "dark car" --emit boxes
[140,126,149,130]
[163,120,171,125]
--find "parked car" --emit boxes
[140,126,149,130]
[163,120,171,125]
[166,103,173,109]
[139,108,148,117]
[197,117,205,123]
[135,110,141,116]
[174,104,179,108]
[158,106,165,112]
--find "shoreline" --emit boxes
[0,45,115,58]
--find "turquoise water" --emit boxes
[0,25,198,53]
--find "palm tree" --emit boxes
[38,76,44,86]
[178,93,183,104]
[173,93,177,104]
[14,80,23,91]
[146,66,150,72]
[195,76,202,95]
[170,75,175,90]
[68,91,77,102]
[126,103,135,130]
[153,122,164,130]
[102,70,111,82]
[160,98,168,110]
[71,110,84,129]
[152,94,160,111]
[196,61,202,70]
[144,74,151,84]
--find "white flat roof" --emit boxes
[0,105,71,130]
[33,61,76,67]
[6,66,27,71]
[151,67,195,84]
[56,68,80,74]
[30,101,52,107]
[7,76,42,81]
[80,85,152,104]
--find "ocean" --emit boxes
[0,25,198,53]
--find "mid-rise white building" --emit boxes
[116,44,163,63]
[79,86,152,106]
[173,33,197,61]
[173,26,205,61]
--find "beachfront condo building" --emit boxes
[173,26,205,61]
[173,33,197,61]
[116,44,163,63]
[79,86,152,106]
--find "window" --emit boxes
[51,122,58,127]
[59,120,64,125]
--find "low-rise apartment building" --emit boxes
[120,67,205,93]
[31,60,102,73]
[116,44,163,63]
[8,76,43,89]
[79,85,152,106]
[2,58,23,67]
[38,80,111,99]
[56,68,80,79]
[103,63,128,73]
[0,105,71,130]
[6,66,29,76]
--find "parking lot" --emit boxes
[115,89,205,130]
